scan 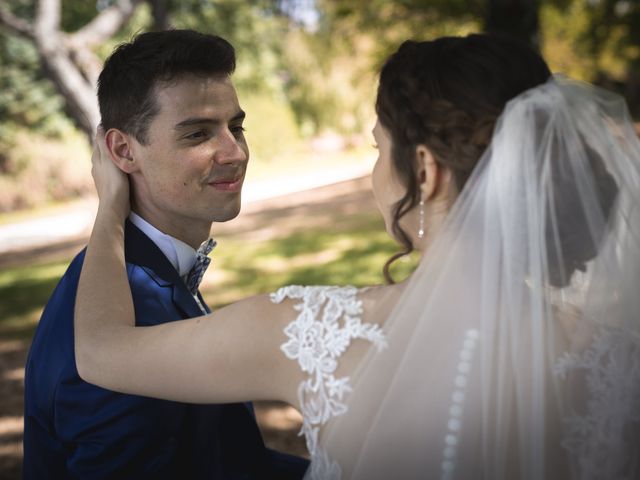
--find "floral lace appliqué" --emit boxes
[271,285,388,479]
[554,327,640,479]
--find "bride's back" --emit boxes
[287,35,639,480]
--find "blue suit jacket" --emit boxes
[23,221,308,479]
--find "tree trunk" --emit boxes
[149,0,171,31]
[36,47,101,138]
[485,0,540,50]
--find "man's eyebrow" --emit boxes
[174,110,246,129]
[231,110,246,122]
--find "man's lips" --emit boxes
[207,177,244,192]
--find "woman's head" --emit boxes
[374,33,551,282]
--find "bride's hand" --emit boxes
[92,126,130,220]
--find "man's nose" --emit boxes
[214,129,247,164]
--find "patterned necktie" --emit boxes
[185,238,217,295]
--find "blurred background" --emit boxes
[1,0,639,478]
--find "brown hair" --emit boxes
[98,30,236,144]
[375,33,552,283]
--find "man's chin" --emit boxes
[209,205,242,223]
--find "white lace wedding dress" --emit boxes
[272,285,486,480]
[271,285,386,480]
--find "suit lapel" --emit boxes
[172,282,207,318]
[197,291,212,314]
[125,220,209,319]
[126,221,254,414]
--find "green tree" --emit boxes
[0,31,70,170]
[274,0,482,135]
[542,0,640,115]
[0,0,144,139]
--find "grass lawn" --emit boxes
[0,211,417,343]
[0,261,70,342]
[203,211,418,309]
[0,176,421,354]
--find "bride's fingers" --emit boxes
[91,126,130,217]
[91,126,108,171]
[91,126,122,185]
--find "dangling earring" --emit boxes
[417,198,425,239]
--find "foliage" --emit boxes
[540,1,594,81]
[0,2,161,211]
[61,0,104,31]
[542,0,640,115]
[277,0,481,135]
[279,27,377,135]
[1,0,639,212]
[317,0,482,60]
[0,129,92,211]
[171,0,288,93]
[239,93,302,163]
[0,0,102,175]
[0,33,73,172]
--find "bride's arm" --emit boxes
[74,129,300,406]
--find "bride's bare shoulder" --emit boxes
[214,283,406,330]
[358,282,408,323]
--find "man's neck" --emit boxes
[131,207,210,249]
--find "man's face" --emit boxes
[128,74,248,240]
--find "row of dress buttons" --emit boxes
[440,328,479,480]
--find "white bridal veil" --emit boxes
[317,77,640,479]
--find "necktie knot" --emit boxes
[185,238,217,295]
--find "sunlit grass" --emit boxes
[202,212,418,309]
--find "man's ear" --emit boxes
[104,128,140,174]
[415,144,439,201]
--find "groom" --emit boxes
[23,30,308,479]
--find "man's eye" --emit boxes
[185,130,207,140]
[230,125,246,136]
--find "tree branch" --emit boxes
[70,0,144,47]
[0,6,34,39]
[29,0,100,137]
[40,49,101,136]
[35,0,61,38]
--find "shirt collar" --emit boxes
[128,212,200,277]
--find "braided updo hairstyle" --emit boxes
[376,34,552,283]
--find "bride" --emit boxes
[75,33,640,479]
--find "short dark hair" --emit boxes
[98,29,236,144]
[375,33,552,283]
